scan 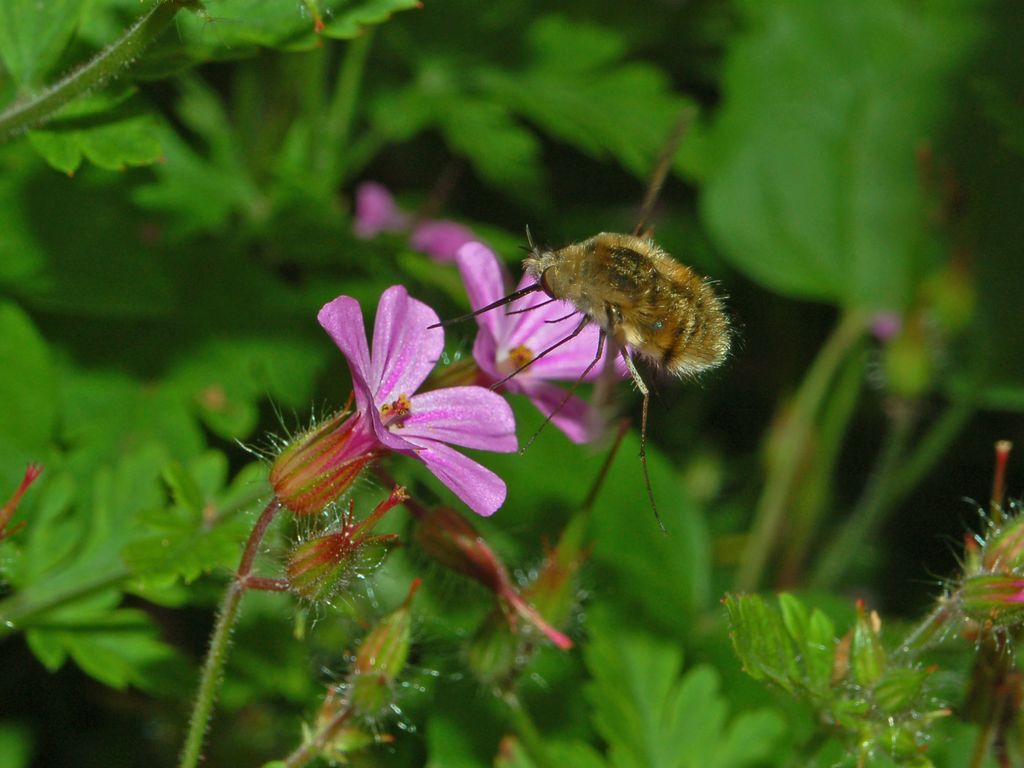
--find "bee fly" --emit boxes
[434,112,732,531]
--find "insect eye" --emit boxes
[539,269,557,299]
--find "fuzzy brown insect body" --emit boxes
[525,232,731,378]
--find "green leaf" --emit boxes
[722,594,801,694]
[0,166,46,288]
[132,76,261,235]
[26,92,164,174]
[701,0,984,308]
[0,0,89,88]
[478,16,690,178]
[122,454,263,584]
[13,172,176,318]
[168,336,326,439]
[173,0,418,54]
[0,723,33,768]
[585,623,783,768]
[0,302,57,460]
[320,0,421,40]
[27,606,183,691]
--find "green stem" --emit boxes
[810,399,917,589]
[0,0,195,141]
[502,692,557,768]
[321,29,375,188]
[776,345,866,586]
[178,497,282,768]
[283,704,353,768]
[811,395,974,589]
[896,599,957,658]
[734,309,868,592]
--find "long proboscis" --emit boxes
[428,282,544,329]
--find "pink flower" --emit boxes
[352,181,480,263]
[409,220,478,263]
[353,182,410,239]
[318,286,517,516]
[454,242,613,444]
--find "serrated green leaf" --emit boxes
[477,16,690,179]
[0,0,88,88]
[28,606,182,691]
[162,460,206,514]
[712,709,786,768]
[723,594,800,694]
[133,76,260,234]
[701,0,984,309]
[26,92,164,173]
[437,96,544,195]
[585,624,781,768]
[123,452,256,583]
[0,302,56,459]
[320,0,420,39]
[173,0,417,54]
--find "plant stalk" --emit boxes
[0,0,196,141]
[178,497,282,768]
[734,309,868,592]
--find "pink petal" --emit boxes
[410,220,479,263]
[318,295,374,415]
[403,387,518,452]
[411,440,508,516]
[516,380,596,444]
[454,242,513,341]
[371,286,444,404]
[354,182,409,238]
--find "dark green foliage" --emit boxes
[1,0,1023,766]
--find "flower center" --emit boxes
[498,344,534,377]
[380,394,412,429]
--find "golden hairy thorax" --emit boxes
[523,232,731,377]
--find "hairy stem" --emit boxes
[735,309,868,592]
[178,497,282,768]
[282,702,353,768]
[0,0,196,141]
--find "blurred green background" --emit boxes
[1,0,1023,765]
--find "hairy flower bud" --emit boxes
[415,506,572,650]
[349,578,420,718]
[270,411,381,516]
[285,488,406,602]
[960,574,1024,624]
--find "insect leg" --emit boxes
[522,326,607,453]
[489,315,591,390]
[620,350,666,534]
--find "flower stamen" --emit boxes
[380,394,413,428]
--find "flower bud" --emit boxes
[959,574,1024,624]
[982,515,1024,573]
[270,411,381,516]
[349,578,420,718]
[285,488,406,602]
[852,600,885,686]
[414,505,506,592]
[414,506,572,649]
